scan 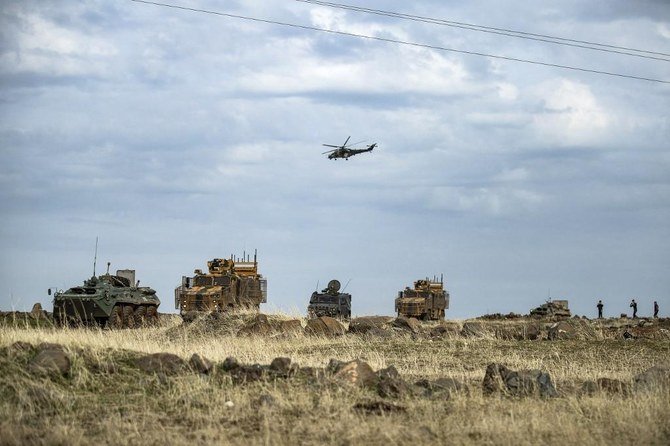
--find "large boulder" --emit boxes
[29,345,70,376]
[237,314,274,336]
[392,316,421,333]
[305,316,346,337]
[276,319,303,336]
[483,363,557,397]
[332,359,378,388]
[548,321,577,340]
[634,364,670,391]
[136,353,188,375]
[349,316,393,334]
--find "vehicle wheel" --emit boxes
[123,306,135,329]
[108,305,123,329]
[134,306,147,326]
[146,306,158,326]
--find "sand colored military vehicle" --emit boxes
[395,276,449,320]
[52,263,160,328]
[307,279,351,320]
[175,251,267,314]
[529,300,571,319]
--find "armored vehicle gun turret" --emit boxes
[529,299,571,319]
[175,251,267,314]
[395,276,449,320]
[307,279,351,320]
[52,262,160,328]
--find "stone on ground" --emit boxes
[333,359,378,388]
[29,346,70,376]
[392,316,421,333]
[189,353,213,374]
[634,364,670,391]
[483,363,557,397]
[305,316,346,337]
[136,353,188,375]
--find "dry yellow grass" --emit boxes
[1,314,669,446]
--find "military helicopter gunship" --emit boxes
[51,261,160,328]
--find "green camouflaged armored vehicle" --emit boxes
[52,262,160,328]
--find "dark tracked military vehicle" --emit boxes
[529,299,571,319]
[307,279,351,320]
[51,262,160,328]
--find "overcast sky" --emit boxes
[1,0,669,318]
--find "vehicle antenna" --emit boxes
[342,279,352,292]
[93,236,98,277]
[315,280,319,292]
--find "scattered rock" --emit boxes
[269,357,295,376]
[189,353,213,374]
[327,358,346,374]
[222,356,240,371]
[429,322,461,338]
[348,316,393,334]
[276,319,303,336]
[305,316,346,337]
[29,347,70,376]
[224,400,234,408]
[376,365,410,398]
[596,378,630,395]
[136,353,188,375]
[547,321,577,340]
[237,314,274,336]
[353,401,406,415]
[333,359,378,388]
[392,317,421,333]
[580,380,599,396]
[230,364,265,384]
[461,321,487,337]
[483,363,557,397]
[524,323,541,340]
[634,364,670,391]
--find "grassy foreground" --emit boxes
[1,314,669,446]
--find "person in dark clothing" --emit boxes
[654,301,659,318]
[597,300,604,319]
[630,299,638,318]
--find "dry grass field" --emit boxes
[1,313,669,446]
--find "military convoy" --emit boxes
[307,279,351,320]
[174,252,267,314]
[49,245,456,326]
[52,262,160,328]
[395,276,449,320]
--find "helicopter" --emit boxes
[322,136,377,160]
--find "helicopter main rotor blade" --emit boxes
[346,139,367,147]
[322,144,341,148]
[322,149,338,154]
[342,136,351,147]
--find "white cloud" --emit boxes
[531,79,611,146]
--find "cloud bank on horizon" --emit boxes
[1,0,669,318]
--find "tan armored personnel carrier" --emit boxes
[395,276,449,320]
[529,300,571,319]
[175,251,267,314]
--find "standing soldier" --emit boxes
[630,299,638,318]
[597,300,604,319]
[654,301,659,318]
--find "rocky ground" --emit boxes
[0,311,669,445]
